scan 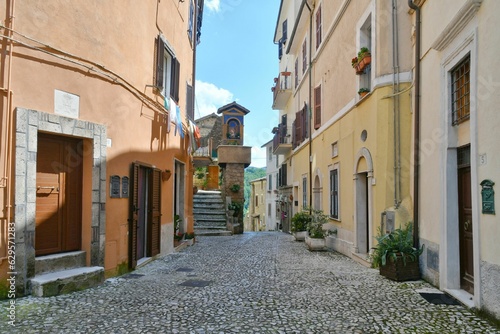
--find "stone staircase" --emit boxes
[194,190,232,236]
[30,251,104,297]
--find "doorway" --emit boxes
[129,163,161,268]
[356,172,369,254]
[457,145,473,294]
[35,133,82,256]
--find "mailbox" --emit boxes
[110,175,121,198]
[480,179,495,214]
[122,176,129,198]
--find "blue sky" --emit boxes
[195,0,281,168]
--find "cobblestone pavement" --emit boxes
[2,232,500,333]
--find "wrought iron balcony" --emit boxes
[272,124,292,155]
[272,72,292,110]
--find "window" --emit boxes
[282,19,288,43]
[186,84,194,119]
[330,168,339,219]
[302,176,307,208]
[331,142,338,158]
[155,35,180,103]
[295,58,299,88]
[302,39,307,74]
[314,85,321,129]
[268,174,272,191]
[451,55,470,125]
[188,0,195,44]
[358,15,372,95]
[316,5,322,49]
[268,203,271,217]
[268,147,272,161]
[279,164,287,187]
[293,104,308,148]
[255,195,258,206]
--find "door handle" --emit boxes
[37,186,59,191]
[464,220,471,231]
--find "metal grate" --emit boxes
[451,56,470,125]
[457,145,471,168]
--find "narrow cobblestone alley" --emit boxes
[2,232,499,333]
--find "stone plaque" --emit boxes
[54,89,80,119]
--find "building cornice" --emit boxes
[431,0,483,51]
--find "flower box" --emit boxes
[293,231,308,241]
[305,236,326,251]
[379,256,420,282]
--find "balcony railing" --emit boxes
[272,124,292,155]
[193,138,215,166]
[272,72,292,110]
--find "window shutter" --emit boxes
[148,169,162,257]
[314,86,321,129]
[282,19,288,42]
[171,58,180,103]
[291,120,297,148]
[129,163,140,269]
[155,37,165,90]
[316,6,322,49]
[295,111,302,145]
[281,114,287,138]
[186,84,194,119]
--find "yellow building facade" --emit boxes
[272,0,414,264]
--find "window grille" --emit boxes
[451,56,470,125]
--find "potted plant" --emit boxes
[305,208,332,251]
[370,222,424,281]
[355,47,371,74]
[184,232,195,245]
[358,88,370,98]
[291,211,311,241]
[228,201,243,217]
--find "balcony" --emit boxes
[193,138,215,167]
[272,72,292,110]
[272,124,292,155]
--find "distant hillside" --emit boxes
[244,167,266,212]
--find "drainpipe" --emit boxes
[392,0,401,209]
[305,0,313,212]
[2,0,15,264]
[408,0,421,248]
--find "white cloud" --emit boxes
[250,146,267,168]
[195,80,234,119]
[205,0,221,12]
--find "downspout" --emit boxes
[2,0,15,264]
[408,0,420,248]
[305,0,313,211]
[392,0,401,209]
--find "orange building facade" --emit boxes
[0,0,202,296]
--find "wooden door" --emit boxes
[129,164,161,269]
[36,134,82,256]
[458,166,474,294]
[207,165,219,190]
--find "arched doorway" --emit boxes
[353,148,374,258]
[313,170,322,210]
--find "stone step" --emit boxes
[193,199,225,205]
[195,224,227,229]
[193,212,226,219]
[30,266,104,297]
[193,204,225,210]
[35,251,86,275]
[194,229,233,237]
